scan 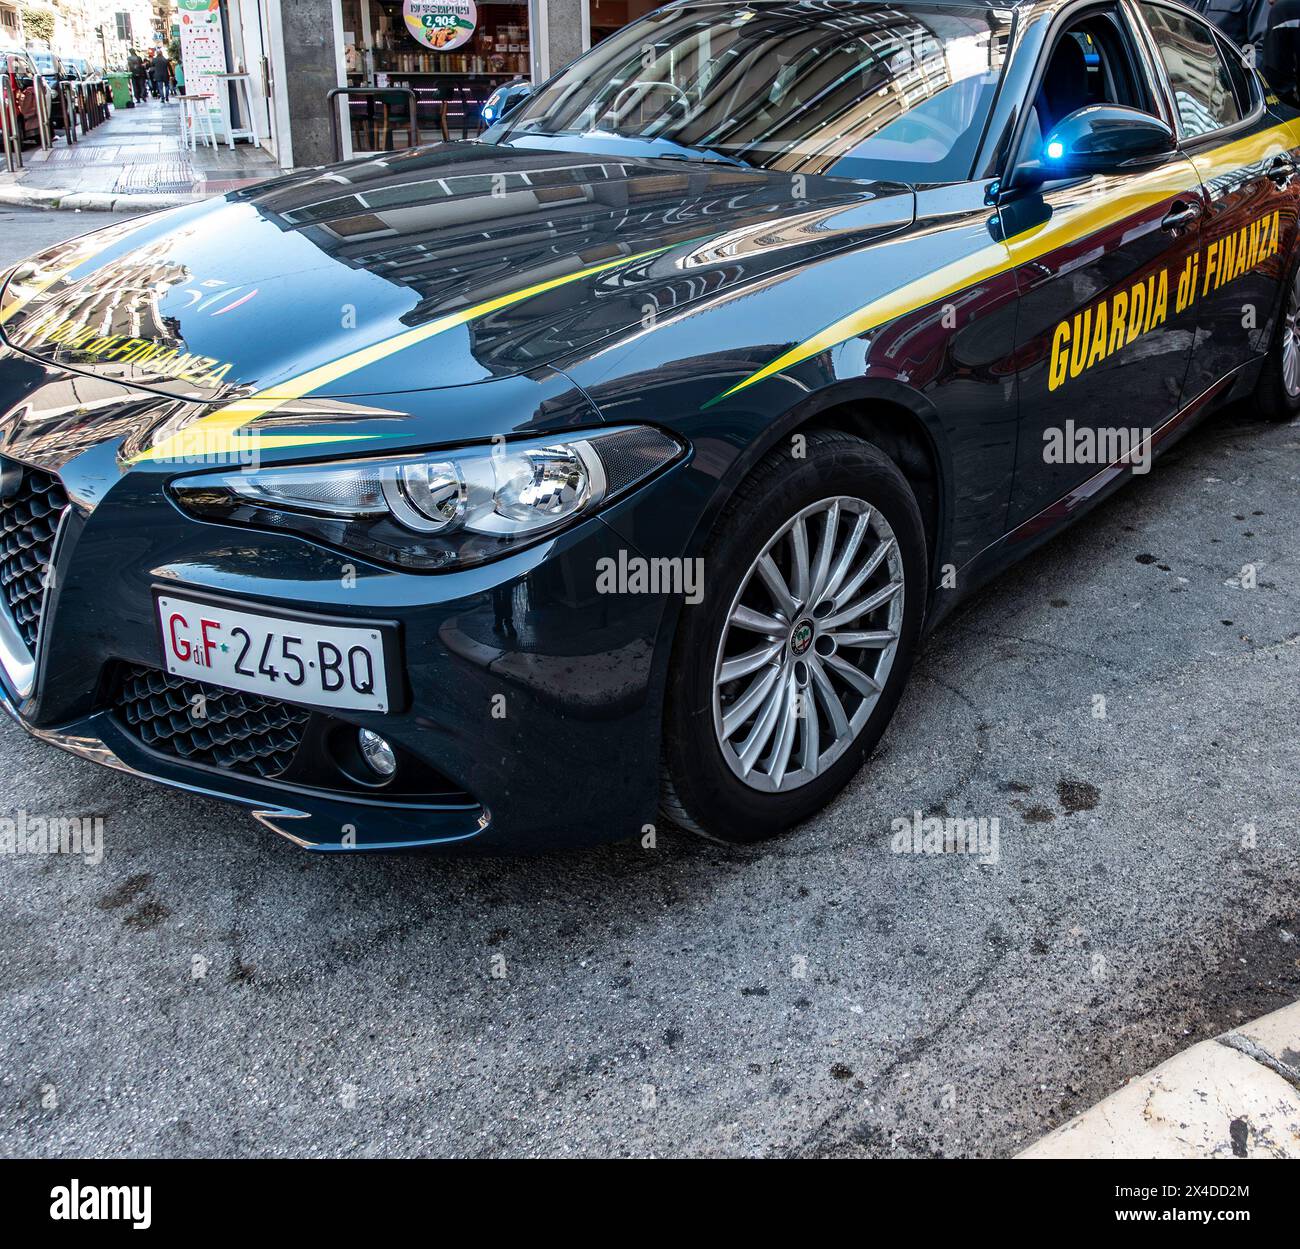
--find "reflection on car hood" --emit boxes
[0,142,914,410]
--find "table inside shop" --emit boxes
[350,90,451,152]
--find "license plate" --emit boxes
[156,593,393,713]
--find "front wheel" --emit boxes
[661,430,927,843]
[1255,252,1300,421]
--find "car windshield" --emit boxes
[489,2,1012,184]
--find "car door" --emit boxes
[1137,1,1298,401]
[1002,0,1205,527]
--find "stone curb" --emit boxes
[1017,1000,1300,1159]
[0,183,206,212]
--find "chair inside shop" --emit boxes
[381,90,415,149]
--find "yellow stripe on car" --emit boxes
[133,245,671,464]
[1183,121,1292,185]
[708,123,1298,406]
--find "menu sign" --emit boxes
[177,0,227,102]
[403,0,478,52]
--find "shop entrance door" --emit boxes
[245,0,276,158]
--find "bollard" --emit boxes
[59,81,77,144]
[33,77,52,151]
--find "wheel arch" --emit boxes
[694,379,953,608]
[799,386,948,590]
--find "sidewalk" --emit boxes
[1018,1001,1300,1158]
[0,93,285,212]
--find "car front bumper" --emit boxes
[0,374,682,854]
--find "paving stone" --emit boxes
[0,96,281,210]
[1019,1040,1300,1158]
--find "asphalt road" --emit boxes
[1,207,1298,1158]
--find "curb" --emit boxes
[0,183,206,213]
[1017,1001,1300,1159]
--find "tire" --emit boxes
[1255,249,1300,421]
[660,429,927,844]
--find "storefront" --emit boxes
[184,0,289,162]
[341,0,531,141]
[179,0,673,170]
[336,0,662,147]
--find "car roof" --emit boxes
[662,0,1034,8]
[659,0,1208,21]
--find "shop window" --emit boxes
[589,0,662,48]
[341,0,531,147]
[359,1,530,80]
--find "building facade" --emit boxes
[102,1,167,63]
[48,0,95,60]
[0,0,171,62]
[0,1,22,49]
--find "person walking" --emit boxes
[127,48,147,104]
[149,49,170,104]
[173,56,185,97]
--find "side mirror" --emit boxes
[481,80,532,126]
[1010,104,1175,190]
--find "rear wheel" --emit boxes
[1255,252,1300,421]
[661,430,927,843]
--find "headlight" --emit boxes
[170,425,686,571]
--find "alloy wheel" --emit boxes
[711,495,905,793]
[1284,266,1300,399]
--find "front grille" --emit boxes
[0,462,69,651]
[114,664,310,780]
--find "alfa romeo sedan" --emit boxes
[0,0,1296,851]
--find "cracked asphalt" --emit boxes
[1,208,1298,1158]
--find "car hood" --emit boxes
[0,143,913,410]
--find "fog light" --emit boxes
[358,729,397,778]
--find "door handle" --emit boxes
[1161,200,1202,232]
[1268,154,1296,187]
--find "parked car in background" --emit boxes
[60,57,108,108]
[24,46,62,90]
[34,50,104,132]
[0,46,44,144]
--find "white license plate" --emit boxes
[156,594,392,713]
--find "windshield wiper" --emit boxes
[491,129,751,169]
[640,137,750,168]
